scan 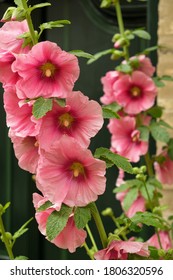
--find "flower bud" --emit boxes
[102,207,113,217]
[0,7,16,22]
[11,7,26,22]
[111,50,124,60]
[140,165,147,174]
[132,167,140,174]
[5,232,12,240]
[112,33,121,43]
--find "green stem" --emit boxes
[114,0,129,60]
[0,215,14,260]
[85,224,98,252]
[90,203,108,248]
[82,242,94,260]
[21,0,37,45]
[144,152,154,177]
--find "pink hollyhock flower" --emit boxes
[0,20,30,54]
[36,136,106,207]
[3,87,41,137]
[112,71,157,114]
[0,50,19,88]
[38,91,103,149]
[100,70,121,105]
[9,130,39,174]
[154,151,173,185]
[123,55,155,77]
[94,240,149,260]
[33,193,87,253]
[147,231,172,250]
[12,41,80,99]
[116,190,146,218]
[108,116,148,162]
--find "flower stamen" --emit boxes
[59,112,74,128]
[70,162,85,178]
[130,86,141,97]
[40,62,56,78]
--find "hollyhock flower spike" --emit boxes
[38,90,103,149]
[36,135,106,207]
[94,240,150,260]
[112,70,157,114]
[12,41,80,99]
[33,193,87,253]
[108,116,148,162]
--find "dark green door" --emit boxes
[0,0,158,260]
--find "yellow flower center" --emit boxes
[40,62,56,78]
[131,130,140,142]
[70,162,85,178]
[130,86,141,97]
[59,113,74,128]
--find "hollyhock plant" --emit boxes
[1,0,173,261]
[3,87,41,137]
[94,240,149,260]
[12,41,80,99]
[108,116,148,162]
[154,150,173,185]
[36,135,106,207]
[38,90,103,149]
[111,71,157,115]
[33,193,87,253]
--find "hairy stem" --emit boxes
[91,203,107,248]
[21,0,37,45]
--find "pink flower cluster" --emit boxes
[0,20,106,252]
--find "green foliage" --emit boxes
[87,49,114,64]
[37,201,53,212]
[13,218,33,241]
[132,29,151,40]
[150,121,170,143]
[131,211,166,229]
[46,205,72,241]
[94,147,133,173]
[69,50,93,59]
[168,138,173,160]
[147,105,163,118]
[74,206,91,229]
[32,97,53,119]
[102,103,121,119]
[122,187,138,211]
[138,126,150,141]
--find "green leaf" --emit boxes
[142,45,158,55]
[147,105,163,118]
[133,29,151,40]
[74,207,91,229]
[32,97,53,119]
[37,201,53,212]
[158,120,173,129]
[29,3,51,13]
[138,126,149,141]
[153,77,165,87]
[13,217,33,240]
[94,147,133,174]
[69,50,93,59]
[55,98,66,107]
[148,246,160,260]
[102,107,120,119]
[14,0,23,7]
[15,256,29,260]
[114,179,142,193]
[131,211,165,229]
[116,63,132,73]
[150,121,170,143]
[122,187,138,211]
[39,20,71,34]
[46,205,72,241]
[100,0,112,8]
[87,49,114,64]
[161,75,173,81]
[168,138,173,160]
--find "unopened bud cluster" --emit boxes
[1,6,26,22]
